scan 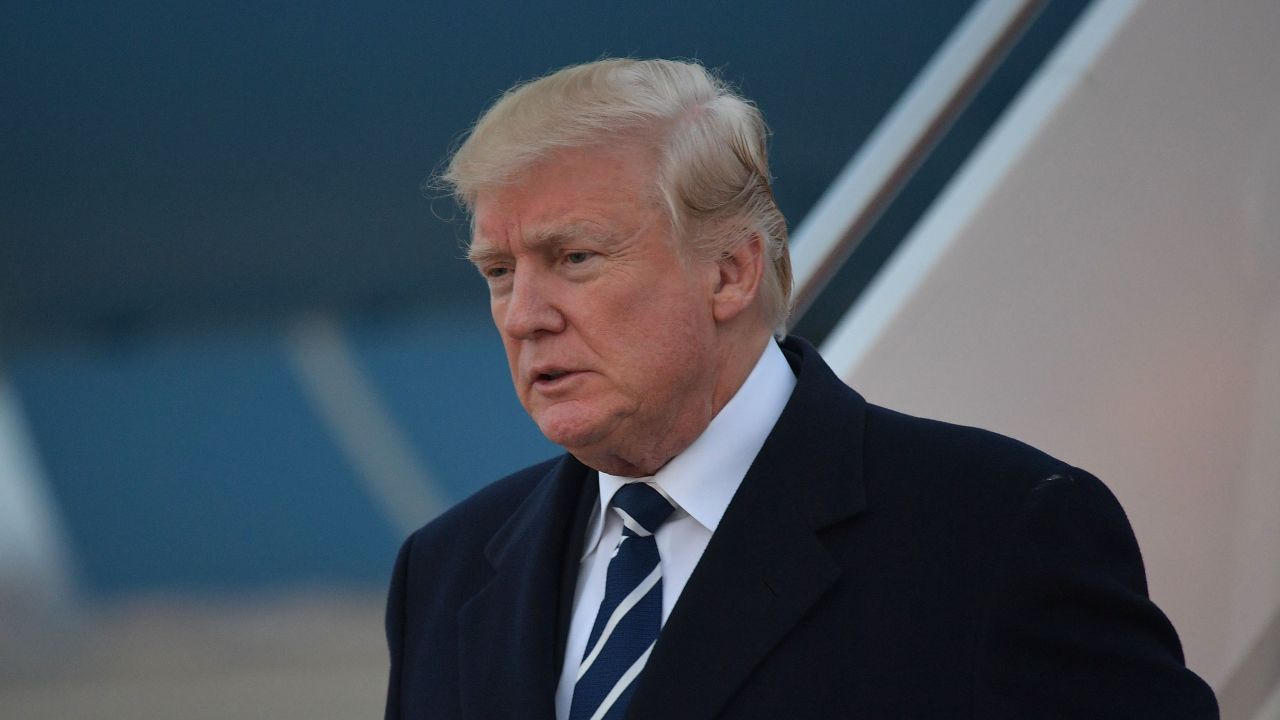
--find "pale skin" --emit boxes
[469,142,774,477]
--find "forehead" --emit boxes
[470,144,666,251]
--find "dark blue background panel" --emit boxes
[10,315,554,596]
[347,314,558,502]
[1,0,976,341]
[12,328,394,593]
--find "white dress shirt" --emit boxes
[554,341,797,719]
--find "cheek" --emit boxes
[497,331,525,396]
[610,299,712,388]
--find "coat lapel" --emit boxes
[627,338,869,719]
[457,454,594,719]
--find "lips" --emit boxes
[529,366,584,392]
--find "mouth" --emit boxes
[530,368,582,391]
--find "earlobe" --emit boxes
[712,233,765,323]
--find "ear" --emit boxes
[712,232,766,324]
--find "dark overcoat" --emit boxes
[385,337,1217,719]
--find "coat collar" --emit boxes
[627,335,868,719]
[457,453,595,720]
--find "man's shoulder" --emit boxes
[857,402,1118,517]
[863,402,1070,478]
[781,334,1117,521]
[784,336,1086,496]
[850,402,1150,620]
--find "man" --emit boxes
[385,58,1217,719]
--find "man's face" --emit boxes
[469,144,723,476]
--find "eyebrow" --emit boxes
[466,242,505,267]
[467,221,614,266]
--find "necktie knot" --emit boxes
[611,483,675,536]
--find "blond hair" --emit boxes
[441,58,792,332]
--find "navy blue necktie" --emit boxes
[569,482,676,720]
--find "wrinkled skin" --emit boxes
[469,143,767,476]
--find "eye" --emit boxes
[482,265,511,280]
[564,251,592,265]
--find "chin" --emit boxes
[533,407,612,453]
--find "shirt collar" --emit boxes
[581,340,797,560]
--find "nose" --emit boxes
[498,268,566,339]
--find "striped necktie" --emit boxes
[569,482,676,720]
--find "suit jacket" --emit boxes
[385,336,1217,719]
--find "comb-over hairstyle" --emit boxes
[442,58,793,333]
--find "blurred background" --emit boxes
[2,0,1277,718]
